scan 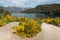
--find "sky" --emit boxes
[0,0,60,8]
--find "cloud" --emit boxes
[0,0,60,7]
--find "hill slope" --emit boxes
[23,3,60,16]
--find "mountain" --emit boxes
[23,3,60,16]
[4,6,28,13]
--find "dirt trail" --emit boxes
[0,22,60,40]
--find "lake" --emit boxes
[11,13,43,18]
[11,13,56,18]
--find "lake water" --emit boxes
[11,13,60,18]
[11,13,39,18]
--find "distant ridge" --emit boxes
[4,7,31,13]
[23,3,60,17]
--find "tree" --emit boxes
[3,10,11,17]
[0,6,4,14]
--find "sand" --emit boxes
[0,22,60,40]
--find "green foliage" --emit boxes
[23,3,60,16]
[0,6,4,13]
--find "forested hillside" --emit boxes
[23,3,60,16]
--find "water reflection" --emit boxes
[11,13,37,18]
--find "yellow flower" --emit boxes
[15,25,25,31]
[20,22,27,26]
[30,19,37,24]
[46,18,52,23]
[13,29,17,33]
[4,14,16,21]
[41,19,47,22]
[54,18,60,23]
[0,20,6,26]
[20,32,26,38]
[41,18,53,23]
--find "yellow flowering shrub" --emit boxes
[41,17,60,27]
[13,17,41,38]
[4,14,16,22]
[0,13,16,26]
[53,17,60,27]
[41,17,53,23]
[0,20,6,26]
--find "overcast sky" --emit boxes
[0,0,60,7]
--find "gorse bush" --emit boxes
[13,17,42,38]
[0,13,16,26]
[0,20,6,26]
[41,17,60,27]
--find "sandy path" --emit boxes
[37,23,60,40]
[0,22,60,40]
[0,22,20,40]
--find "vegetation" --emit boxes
[23,3,60,17]
[0,13,60,38]
[0,13,16,26]
[40,17,60,27]
[0,6,4,14]
[0,14,42,38]
[13,17,42,38]
[0,5,60,38]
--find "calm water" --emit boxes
[11,13,38,18]
[11,13,60,18]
